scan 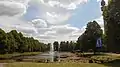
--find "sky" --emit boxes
[0,0,108,43]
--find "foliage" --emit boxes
[76,21,103,52]
[0,28,47,54]
[103,0,120,52]
[53,41,59,51]
[0,28,7,54]
[59,41,76,52]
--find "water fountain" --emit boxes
[26,43,59,63]
[50,43,54,62]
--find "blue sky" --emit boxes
[68,0,101,28]
[0,0,105,43]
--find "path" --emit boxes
[0,63,4,67]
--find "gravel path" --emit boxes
[0,63,3,67]
[0,63,7,67]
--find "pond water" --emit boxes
[26,51,60,59]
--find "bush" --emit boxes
[89,59,93,63]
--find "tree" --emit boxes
[0,28,46,54]
[46,43,51,51]
[69,41,76,51]
[6,32,17,53]
[103,0,120,52]
[75,34,84,50]
[53,41,59,51]
[0,28,7,54]
[76,21,103,52]
[60,41,65,51]
[59,41,76,52]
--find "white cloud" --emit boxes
[59,0,87,10]
[12,25,37,34]
[0,0,30,16]
[36,24,79,36]
[0,16,38,37]
[30,0,88,25]
[37,28,51,34]
[95,16,104,30]
[48,1,60,7]
[36,35,56,40]
[0,17,83,43]
[1,0,30,5]
[0,16,31,31]
[45,12,71,24]
[29,24,81,43]
[95,16,105,33]
[50,24,79,35]
[40,0,88,10]
[31,19,47,28]
[0,0,36,35]
[68,26,86,40]
[45,31,56,36]
[60,3,77,10]
[0,0,89,43]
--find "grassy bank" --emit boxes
[0,52,40,60]
[5,62,107,67]
[2,53,120,67]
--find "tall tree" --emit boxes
[76,21,103,52]
[103,0,120,52]
[6,32,17,53]
[0,28,7,54]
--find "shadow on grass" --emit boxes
[79,53,107,58]
[79,53,120,67]
[99,59,120,67]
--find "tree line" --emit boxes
[0,29,47,54]
[51,21,105,53]
[53,41,76,52]
[46,41,76,52]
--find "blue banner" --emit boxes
[0,44,4,48]
[96,37,102,48]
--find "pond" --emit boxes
[25,51,59,59]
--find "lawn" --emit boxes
[0,52,41,59]
[0,52,41,63]
[5,62,107,67]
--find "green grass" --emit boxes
[3,53,120,67]
[20,52,41,56]
[5,62,107,67]
[0,52,40,59]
